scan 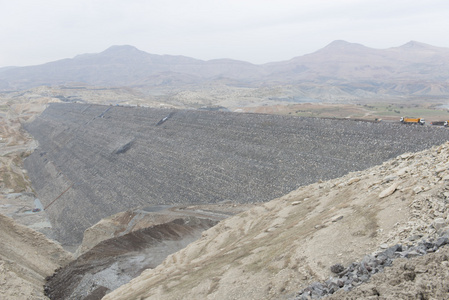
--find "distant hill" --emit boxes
[0,66,18,73]
[266,40,449,80]
[0,45,265,91]
[1,41,449,99]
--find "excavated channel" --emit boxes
[44,216,217,300]
[23,103,449,245]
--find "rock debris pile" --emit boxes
[23,103,449,245]
[293,233,449,299]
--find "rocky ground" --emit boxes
[2,88,449,299]
[104,142,449,300]
[326,245,449,299]
[296,235,449,299]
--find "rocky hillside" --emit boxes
[104,142,449,300]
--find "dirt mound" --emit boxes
[103,142,449,299]
[76,203,252,257]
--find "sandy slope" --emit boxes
[0,93,56,231]
[104,143,449,300]
[0,214,72,300]
[0,93,73,299]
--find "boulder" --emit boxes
[379,182,399,198]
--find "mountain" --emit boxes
[263,40,449,98]
[1,41,449,98]
[0,45,264,90]
[265,40,449,83]
[0,66,18,73]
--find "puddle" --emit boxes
[34,198,44,211]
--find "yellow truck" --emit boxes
[430,121,449,126]
[400,117,425,125]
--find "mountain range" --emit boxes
[1,41,449,99]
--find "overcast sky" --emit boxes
[1,0,449,67]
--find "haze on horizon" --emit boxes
[1,0,449,67]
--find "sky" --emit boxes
[1,0,449,67]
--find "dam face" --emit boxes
[23,103,449,244]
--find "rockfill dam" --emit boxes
[23,103,449,245]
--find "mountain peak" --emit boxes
[327,40,352,47]
[321,40,370,51]
[72,45,145,61]
[102,45,141,54]
[400,41,433,49]
[325,40,366,48]
[314,40,369,55]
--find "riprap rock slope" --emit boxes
[24,103,449,244]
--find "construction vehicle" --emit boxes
[431,121,447,126]
[400,117,425,125]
